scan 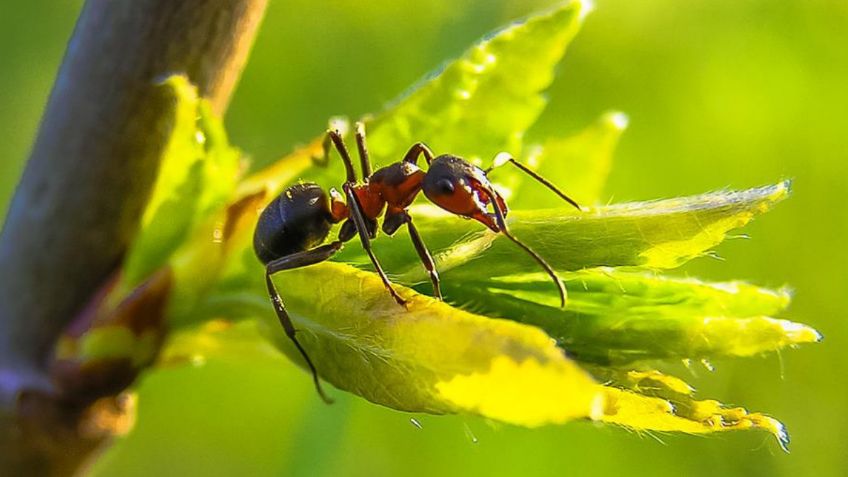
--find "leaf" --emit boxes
[174,260,797,446]
[120,75,241,291]
[273,1,596,243]
[297,0,589,192]
[333,182,790,282]
[250,262,602,426]
[588,368,789,450]
[442,269,819,365]
[437,182,788,276]
[601,385,790,450]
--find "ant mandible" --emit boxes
[253,122,582,403]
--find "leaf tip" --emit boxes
[152,72,187,87]
[777,423,791,453]
[602,110,630,131]
[786,321,823,344]
[754,414,791,453]
[547,0,593,24]
[767,179,792,205]
[153,73,197,101]
[577,0,595,22]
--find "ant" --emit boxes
[253,122,582,403]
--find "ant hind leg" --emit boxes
[265,241,344,404]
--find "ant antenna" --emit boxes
[487,153,583,211]
[354,122,373,178]
[322,129,358,183]
[485,188,568,308]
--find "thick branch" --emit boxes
[0,0,267,472]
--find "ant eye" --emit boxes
[436,178,455,195]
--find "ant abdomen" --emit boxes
[253,183,335,264]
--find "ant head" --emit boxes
[422,155,507,232]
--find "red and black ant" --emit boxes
[253,122,582,402]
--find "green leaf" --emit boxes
[253,262,602,426]
[586,368,789,450]
[600,379,790,451]
[186,259,800,445]
[333,182,790,282]
[443,269,819,365]
[368,0,586,162]
[120,75,241,291]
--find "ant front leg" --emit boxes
[342,184,407,307]
[265,241,344,404]
[383,209,442,300]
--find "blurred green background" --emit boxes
[2,0,845,476]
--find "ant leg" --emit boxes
[486,153,582,211]
[343,184,407,306]
[381,210,442,300]
[402,142,436,166]
[484,188,568,308]
[265,241,344,404]
[403,213,442,300]
[316,129,359,183]
[354,122,373,178]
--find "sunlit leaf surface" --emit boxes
[446,269,818,365]
[265,263,602,425]
[332,182,790,286]
[366,1,588,163]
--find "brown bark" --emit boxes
[0,0,267,474]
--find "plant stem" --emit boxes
[0,0,267,474]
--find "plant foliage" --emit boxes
[75,0,818,452]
